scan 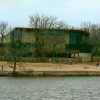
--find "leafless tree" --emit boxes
[29,13,69,62]
[0,22,8,59]
[80,22,100,60]
[29,13,68,29]
[0,22,17,75]
[0,22,8,36]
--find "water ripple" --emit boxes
[0,77,100,100]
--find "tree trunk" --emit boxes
[13,56,17,76]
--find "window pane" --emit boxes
[70,32,77,44]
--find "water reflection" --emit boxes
[0,77,100,100]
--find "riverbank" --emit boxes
[0,61,100,76]
[1,70,100,76]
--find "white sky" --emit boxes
[0,0,100,27]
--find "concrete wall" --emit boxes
[3,33,10,43]
[79,53,91,62]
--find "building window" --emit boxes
[13,30,21,42]
[47,31,54,35]
[57,31,65,35]
[70,32,77,44]
[80,35,87,44]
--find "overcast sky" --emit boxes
[0,0,100,27]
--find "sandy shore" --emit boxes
[0,61,100,76]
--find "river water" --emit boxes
[0,77,100,100]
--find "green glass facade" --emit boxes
[1,27,91,58]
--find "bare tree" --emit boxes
[80,22,100,60]
[0,22,8,36]
[29,13,68,29]
[0,22,17,75]
[0,22,8,59]
[29,13,69,62]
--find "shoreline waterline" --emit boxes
[1,70,100,76]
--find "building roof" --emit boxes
[3,27,90,38]
[12,27,89,35]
